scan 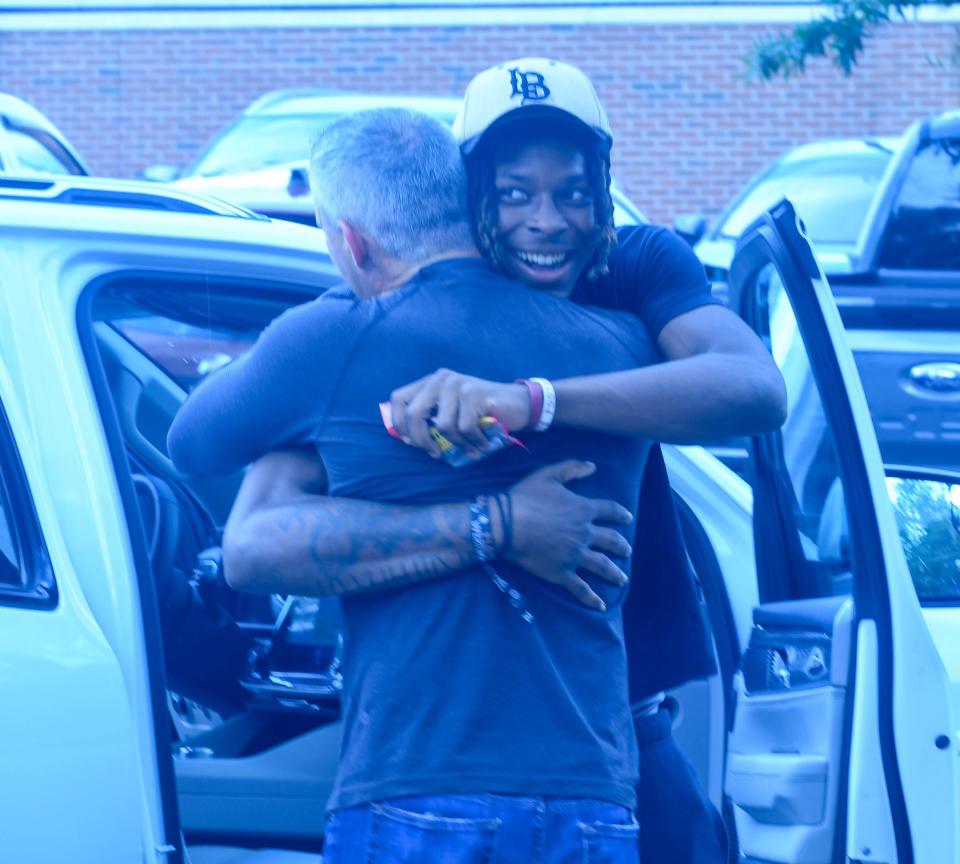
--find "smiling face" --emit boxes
[491,137,601,297]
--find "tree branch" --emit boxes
[747,0,950,80]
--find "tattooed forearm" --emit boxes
[323,550,475,595]
[223,495,481,597]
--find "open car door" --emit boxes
[724,200,959,864]
[0,294,173,861]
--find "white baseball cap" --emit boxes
[453,58,613,155]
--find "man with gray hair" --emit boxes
[168,107,658,862]
[307,107,474,275]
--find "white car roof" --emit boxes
[0,173,331,256]
[0,92,91,176]
[0,193,331,259]
[777,136,901,163]
[254,93,462,118]
[0,92,62,133]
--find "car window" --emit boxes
[718,151,890,246]
[878,137,960,270]
[886,476,960,603]
[0,405,56,607]
[758,263,852,597]
[190,115,325,177]
[0,477,19,588]
[114,316,256,391]
[97,277,323,391]
[190,110,459,178]
[2,117,84,175]
[747,217,958,605]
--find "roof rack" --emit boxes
[0,174,267,219]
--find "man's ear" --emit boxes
[339,221,369,269]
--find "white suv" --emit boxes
[0,178,957,864]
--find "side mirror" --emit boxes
[287,167,311,198]
[885,466,960,602]
[142,164,180,183]
[673,213,707,246]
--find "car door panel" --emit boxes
[727,599,852,862]
[176,719,341,841]
[727,200,959,864]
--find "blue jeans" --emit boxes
[323,794,640,864]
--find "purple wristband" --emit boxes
[516,378,544,431]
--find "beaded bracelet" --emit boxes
[470,494,533,624]
[469,495,496,563]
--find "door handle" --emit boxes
[742,629,832,694]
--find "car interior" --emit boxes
[84,269,738,862]
[90,272,342,860]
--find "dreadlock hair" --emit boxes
[466,118,618,283]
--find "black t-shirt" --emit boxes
[571,224,719,336]
[171,258,662,811]
[571,224,721,698]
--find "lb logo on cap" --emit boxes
[509,68,551,102]
[454,57,613,155]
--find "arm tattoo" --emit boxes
[241,497,477,597]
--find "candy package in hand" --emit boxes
[379,402,524,467]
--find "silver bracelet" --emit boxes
[470,497,534,623]
[469,496,496,563]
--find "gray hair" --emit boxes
[309,108,474,263]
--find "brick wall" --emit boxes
[0,20,956,223]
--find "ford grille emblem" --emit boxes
[908,362,960,393]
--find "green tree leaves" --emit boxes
[887,476,960,602]
[748,0,956,79]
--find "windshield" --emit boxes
[190,109,458,178]
[717,150,891,245]
[190,115,337,177]
[878,137,960,270]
